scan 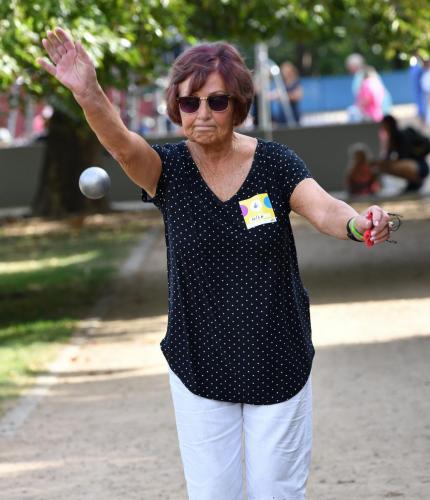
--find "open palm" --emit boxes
[38,27,97,98]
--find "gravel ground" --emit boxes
[1,196,429,500]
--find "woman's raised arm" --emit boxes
[37,27,161,196]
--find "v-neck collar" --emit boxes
[183,138,261,205]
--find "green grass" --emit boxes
[0,214,150,412]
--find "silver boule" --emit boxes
[79,166,111,199]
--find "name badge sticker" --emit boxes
[239,193,277,229]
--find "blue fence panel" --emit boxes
[300,69,414,113]
[379,70,414,104]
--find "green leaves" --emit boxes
[1,0,429,115]
[330,0,430,60]
[0,0,191,116]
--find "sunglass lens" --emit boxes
[208,95,229,111]
[179,97,199,113]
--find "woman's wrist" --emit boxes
[73,81,103,108]
[346,217,364,242]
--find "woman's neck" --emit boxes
[188,133,239,167]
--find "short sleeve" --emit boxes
[141,143,177,212]
[277,144,312,204]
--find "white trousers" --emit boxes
[168,368,313,500]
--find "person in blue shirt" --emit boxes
[270,61,303,126]
[409,57,426,123]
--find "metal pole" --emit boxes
[255,43,272,140]
[127,73,140,133]
[25,97,35,137]
[155,87,167,136]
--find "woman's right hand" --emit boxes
[37,27,97,100]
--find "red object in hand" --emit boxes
[364,212,374,247]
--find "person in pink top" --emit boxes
[356,66,385,122]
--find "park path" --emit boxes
[1,198,429,500]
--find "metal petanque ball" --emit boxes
[79,166,111,199]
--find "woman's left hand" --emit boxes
[354,205,391,245]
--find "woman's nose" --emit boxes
[196,99,211,119]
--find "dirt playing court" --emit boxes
[1,197,429,499]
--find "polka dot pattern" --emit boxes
[142,139,314,405]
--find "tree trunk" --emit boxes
[32,109,109,216]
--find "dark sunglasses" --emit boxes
[177,94,231,113]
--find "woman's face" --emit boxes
[178,71,235,146]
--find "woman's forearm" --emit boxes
[291,179,359,240]
[291,174,390,245]
[318,198,358,240]
[74,83,131,163]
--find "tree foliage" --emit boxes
[318,0,430,68]
[0,0,192,120]
[183,0,331,44]
[1,0,429,112]
[184,1,430,71]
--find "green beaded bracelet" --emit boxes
[346,217,364,242]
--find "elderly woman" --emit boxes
[39,28,391,500]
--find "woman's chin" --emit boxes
[191,131,218,144]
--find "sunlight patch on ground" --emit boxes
[0,460,64,476]
[0,251,99,274]
[311,297,430,346]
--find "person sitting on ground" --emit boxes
[372,114,430,193]
[346,142,381,196]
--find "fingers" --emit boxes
[47,29,64,53]
[366,205,389,228]
[351,207,401,247]
[75,41,93,65]
[365,205,390,244]
[41,27,76,65]
[352,214,372,234]
[42,37,61,65]
[36,57,57,77]
[48,30,67,57]
[373,227,390,245]
[54,27,76,51]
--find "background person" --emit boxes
[38,27,391,500]
[409,56,427,124]
[346,53,392,122]
[31,104,53,142]
[356,66,385,122]
[346,142,381,196]
[270,61,303,125]
[372,114,430,193]
[420,59,430,126]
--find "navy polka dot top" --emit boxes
[142,138,314,405]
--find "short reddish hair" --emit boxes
[166,42,255,127]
